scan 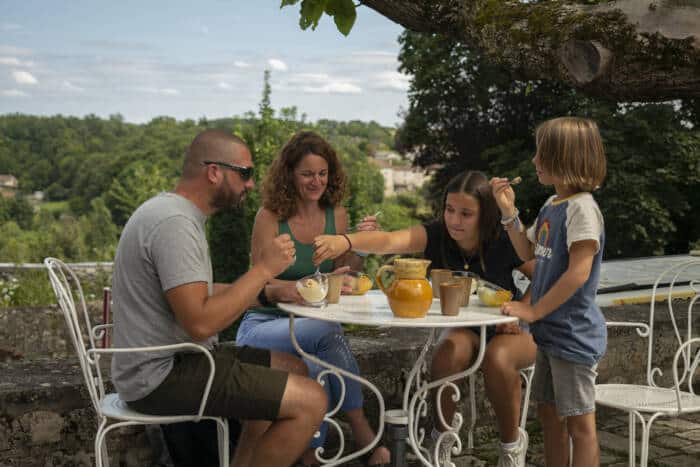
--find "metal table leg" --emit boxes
[289,313,386,466]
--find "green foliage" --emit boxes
[103,160,178,227]
[397,31,700,259]
[0,268,111,307]
[81,198,119,260]
[0,197,33,229]
[0,74,402,275]
[209,207,250,284]
[281,0,357,36]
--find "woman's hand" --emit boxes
[490,177,517,218]
[355,214,381,232]
[313,235,351,265]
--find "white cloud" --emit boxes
[296,73,330,81]
[62,81,85,92]
[287,72,362,94]
[350,50,397,65]
[12,70,38,85]
[1,89,28,97]
[268,59,288,71]
[0,57,21,66]
[303,82,362,94]
[0,45,32,55]
[373,71,410,91]
[234,61,251,68]
[217,82,231,90]
[137,87,180,96]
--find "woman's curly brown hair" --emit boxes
[262,131,347,220]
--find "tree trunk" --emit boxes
[361,0,700,101]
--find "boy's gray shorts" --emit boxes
[532,350,598,417]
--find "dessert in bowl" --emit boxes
[346,271,373,295]
[477,280,513,307]
[296,274,329,306]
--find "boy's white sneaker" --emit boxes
[496,428,528,467]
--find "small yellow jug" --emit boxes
[376,258,433,318]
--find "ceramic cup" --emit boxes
[453,271,479,306]
[430,269,453,298]
[439,280,462,316]
[326,273,343,304]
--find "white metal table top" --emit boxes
[277,290,517,328]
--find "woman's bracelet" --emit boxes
[340,234,353,254]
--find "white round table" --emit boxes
[278,290,516,466]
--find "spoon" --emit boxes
[509,176,522,186]
[349,210,382,232]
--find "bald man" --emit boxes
[111,129,327,467]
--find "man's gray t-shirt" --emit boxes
[111,192,215,401]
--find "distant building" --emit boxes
[373,149,403,163]
[370,159,430,197]
[0,175,18,199]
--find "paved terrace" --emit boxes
[1,255,699,466]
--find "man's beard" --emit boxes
[211,179,246,211]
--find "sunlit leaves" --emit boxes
[282,0,357,35]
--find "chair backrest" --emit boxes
[646,259,700,390]
[45,257,106,415]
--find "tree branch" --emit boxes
[360,0,700,100]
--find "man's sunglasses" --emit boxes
[201,160,254,181]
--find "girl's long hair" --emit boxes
[437,171,500,272]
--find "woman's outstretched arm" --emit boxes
[313,224,428,265]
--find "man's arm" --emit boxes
[167,235,295,341]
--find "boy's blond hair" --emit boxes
[535,117,607,192]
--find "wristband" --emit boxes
[500,207,520,225]
[340,234,353,254]
[503,215,522,232]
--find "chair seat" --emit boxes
[596,383,700,414]
[100,393,207,423]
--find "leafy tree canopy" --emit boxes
[396,30,700,258]
[282,0,700,101]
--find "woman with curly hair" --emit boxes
[235,131,389,467]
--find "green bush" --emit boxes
[0,268,111,307]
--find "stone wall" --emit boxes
[0,302,696,466]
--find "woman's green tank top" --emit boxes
[250,207,336,315]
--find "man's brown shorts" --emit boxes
[128,345,288,421]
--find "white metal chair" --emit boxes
[44,257,230,467]
[595,259,700,467]
[465,365,535,449]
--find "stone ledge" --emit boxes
[1,301,695,466]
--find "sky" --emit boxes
[0,1,409,126]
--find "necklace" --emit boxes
[459,247,478,271]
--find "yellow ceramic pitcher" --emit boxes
[376,258,433,318]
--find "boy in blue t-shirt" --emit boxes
[491,116,607,466]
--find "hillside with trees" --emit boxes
[0,73,408,273]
